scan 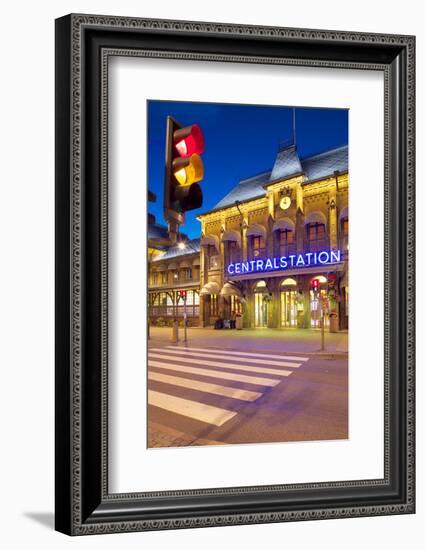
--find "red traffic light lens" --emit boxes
[174,124,204,157]
[311,279,320,290]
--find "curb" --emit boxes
[162,344,348,360]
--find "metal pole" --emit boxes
[183,296,188,343]
[320,302,325,351]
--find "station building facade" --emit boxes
[196,144,349,330]
[148,143,349,331]
[148,237,201,326]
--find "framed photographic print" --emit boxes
[55,14,415,535]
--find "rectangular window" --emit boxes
[225,240,239,266]
[278,229,296,256]
[181,268,192,281]
[252,236,265,258]
[307,223,327,252]
[161,271,168,285]
[207,245,220,269]
[341,218,349,253]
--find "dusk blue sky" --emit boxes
[147,100,348,239]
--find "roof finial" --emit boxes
[292,107,297,147]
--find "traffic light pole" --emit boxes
[183,295,188,344]
[319,295,325,351]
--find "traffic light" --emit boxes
[311,278,320,293]
[164,117,205,232]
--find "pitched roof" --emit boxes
[212,170,271,211]
[300,145,348,182]
[269,144,303,182]
[152,238,200,262]
[148,222,169,241]
[207,144,348,214]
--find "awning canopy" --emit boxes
[220,282,242,297]
[272,217,295,232]
[304,210,327,226]
[246,223,266,239]
[192,257,200,266]
[167,262,178,270]
[221,229,241,248]
[200,281,220,296]
[200,234,220,252]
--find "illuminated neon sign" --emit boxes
[227,250,342,276]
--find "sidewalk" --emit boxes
[149,326,348,357]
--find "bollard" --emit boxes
[171,319,179,343]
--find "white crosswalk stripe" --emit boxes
[148,371,262,401]
[165,346,309,363]
[148,390,237,427]
[148,347,310,427]
[150,348,303,368]
[148,360,279,387]
[148,352,294,377]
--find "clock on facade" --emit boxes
[279,195,291,210]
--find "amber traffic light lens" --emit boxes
[172,154,204,186]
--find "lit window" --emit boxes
[252,236,265,258]
[277,229,295,256]
[341,217,349,251]
[225,240,239,265]
[307,222,326,252]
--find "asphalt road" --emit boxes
[147,343,348,447]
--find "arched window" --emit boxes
[341,217,349,251]
[251,235,266,259]
[225,240,239,265]
[281,277,297,287]
[206,244,220,269]
[277,228,295,256]
[254,280,267,291]
[307,222,327,252]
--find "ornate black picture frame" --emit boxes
[55,14,415,535]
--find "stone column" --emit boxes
[296,207,305,255]
[242,218,248,261]
[266,216,274,258]
[218,295,225,319]
[298,276,311,329]
[199,294,205,327]
[329,189,338,250]
[271,279,280,328]
[200,246,206,286]
[246,291,255,328]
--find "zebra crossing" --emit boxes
[147,346,309,428]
